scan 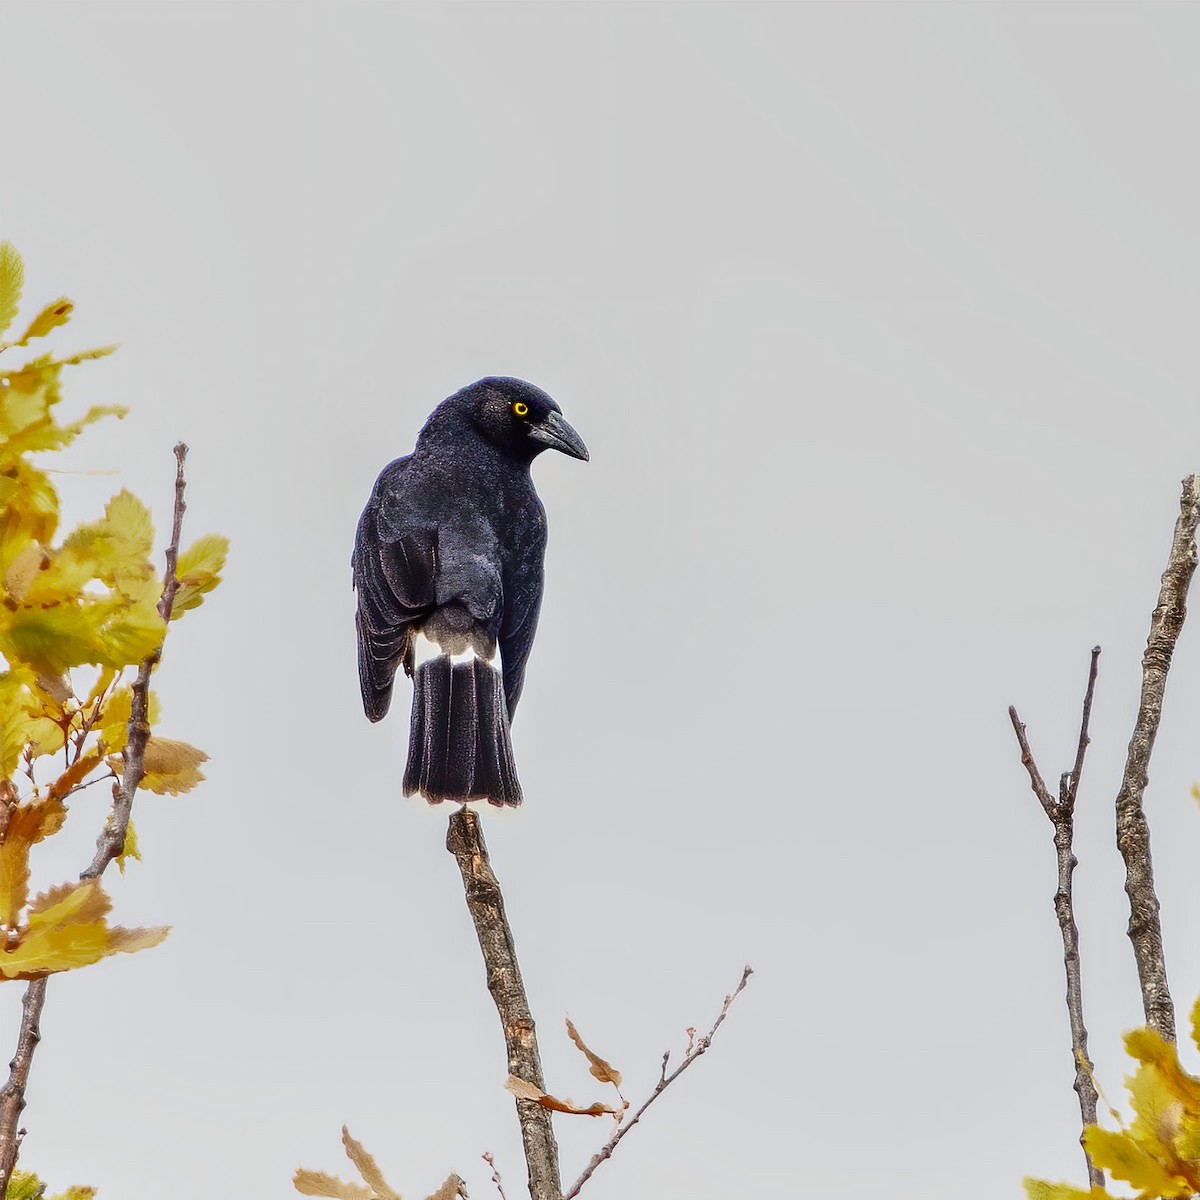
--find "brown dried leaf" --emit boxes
[341,1126,402,1200]
[293,1169,372,1200]
[504,1074,617,1118]
[422,1176,467,1200]
[565,1017,623,1087]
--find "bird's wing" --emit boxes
[499,582,544,719]
[352,457,437,722]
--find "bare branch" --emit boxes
[446,809,562,1200]
[482,1152,508,1200]
[0,978,46,1189]
[1065,647,1100,812]
[1008,708,1058,821]
[1115,473,1200,1043]
[564,965,752,1200]
[1009,647,1104,1188]
[0,445,190,1192]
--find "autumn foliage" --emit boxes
[0,240,227,1189]
[1028,997,1200,1199]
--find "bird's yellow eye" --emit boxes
[513,402,529,417]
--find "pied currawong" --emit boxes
[352,376,588,807]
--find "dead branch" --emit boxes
[0,444,190,1193]
[1009,646,1103,1188]
[1115,473,1200,1043]
[446,808,562,1200]
[564,965,753,1200]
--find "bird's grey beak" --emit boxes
[528,411,589,461]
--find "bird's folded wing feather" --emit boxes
[352,457,437,720]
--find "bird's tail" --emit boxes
[403,654,522,807]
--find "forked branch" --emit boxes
[1009,647,1103,1188]
[564,965,753,1199]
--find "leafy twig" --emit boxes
[1009,646,1103,1188]
[1114,473,1200,1044]
[0,445,190,1192]
[84,442,187,880]
[446,808,562,1200]
[563,965,753,1200]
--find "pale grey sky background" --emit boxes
[3,2,1200,1197]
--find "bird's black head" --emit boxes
[446,377,589,465]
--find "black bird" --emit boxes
[352,377,588,807]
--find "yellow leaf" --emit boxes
[17,298,73,344]
[1125,1027,1200,1110]
[6,1170,45,1200]
[172,533,229,616]
[292,1170,371,1200]
[341,1126,402,1200]
[49,1188,98,1200]
[116,817,140,874]
[0,878,167,980]
[3,604,100,675]
[504,1074,618,1117]
[1128,1060,1186,1157]
[0,672,57,777]
[0,460,60,563]
[60,345,118,366]
[130,737,208,795]
[3,541,46,603]
[1023,1181,1109,1200]
[0,798,69,928]
[0,242,22,336]
[104,923,169,954]
[103,489,154,566]
[1084,1125,1188,1195]
[84,664,118,708]
[27,877,109,926]
[97,685,161,754]
[565,1017,623,1087]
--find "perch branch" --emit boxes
[1114,473,1200,1043]
[446,809,562,1200]
[0,445,190,1193]
[564,965,753,1200]
[1009,646,1103,1188]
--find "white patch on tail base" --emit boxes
[412,629,500,670]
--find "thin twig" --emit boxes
[482,1152,508,1200]
[1009,646,1103,1188]
[0,445,190,1193]
[564,965,752,1200]
[84,442,187,881]
[446,809,562,1200]
[1115,473,1200,1043]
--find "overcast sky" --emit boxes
[4,3,1200,1197]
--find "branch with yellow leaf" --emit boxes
[1017,475,1200,1199]
[0,243,228,1193]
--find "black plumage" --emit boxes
[352,377,588,807]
